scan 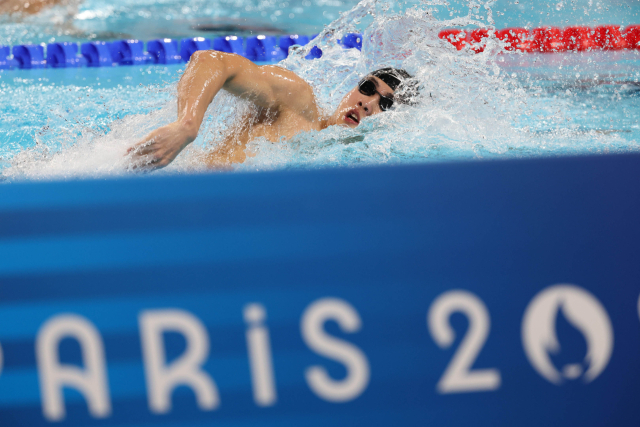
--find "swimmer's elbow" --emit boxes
[189,50,222,68]
[179,118,199,141]
[190,50,244,66]
[190,50,253,80]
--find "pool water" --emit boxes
[0,0,639,180]
[1,0,639,46]
[0,0,361,45]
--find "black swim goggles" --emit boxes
[358,77,395,111]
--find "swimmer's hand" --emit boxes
[126,121,196,170]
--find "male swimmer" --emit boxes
[128,50,417,170]
[0,0,73,15]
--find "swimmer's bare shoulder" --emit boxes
[128,51,319,170]
[223,60,318,119]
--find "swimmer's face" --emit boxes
[333,76,394,128]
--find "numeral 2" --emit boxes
[427,290,501,393]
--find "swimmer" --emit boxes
[0,0,74,15]
[128,50,417,170]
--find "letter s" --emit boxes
[300,298,370,402]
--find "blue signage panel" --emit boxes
[1,155,640,426]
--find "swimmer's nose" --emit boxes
[358,101,369,114]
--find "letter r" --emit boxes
[139,309,220,414]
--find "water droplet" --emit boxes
[556,2,564,10]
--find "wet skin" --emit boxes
[127,51,394,170]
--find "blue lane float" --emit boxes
[80,41,114,67]
[46,42,88,68]
[0,45,19,69]
[212,35,246,57]
[245,35,287,62]
[279,34,310,55]
[109,40,155,65]
[305,45,323,60]
[12,44,46,69]
[179,37,212,62]
[147,39,182,65]
[0,33,363,70]
[339,33,363,50]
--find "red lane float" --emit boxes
[437,29,467,50]
[594,25,627,50]
[468,29,489,53]
[625,25,640,49]
[562,26,594,51]
[496,28,531,52]
[531,27,564,52]
[439,24,640,53]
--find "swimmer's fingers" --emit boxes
[126,139,161,171]
[127,144,174,172]
[127,155,162,172]
[126,122,189,171]
[127,137,159,157]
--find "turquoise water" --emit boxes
[0,0,360,45]
[1,0,638,45]
[0,0,639,180]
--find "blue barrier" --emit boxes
[340,33,363,50]
[80,41,113,67]
[147,38,182,64]
[0,156,640,426]
[212,35,246,56]
[46,42,88,68]
[180,37,212,61]
[0,33,366,71]
[0,45,19,69]
[278,34,310,56]
[305,45,323,59]
[246,35,287,62]
[12,44,46,69]
[304,33,323,59]
[110,39,155,65]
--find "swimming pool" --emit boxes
[0,0,361,46]
[1,0,638,46]
[1,0,639,180]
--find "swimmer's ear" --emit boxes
[394,79,421,107]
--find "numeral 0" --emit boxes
[427,290,501,394]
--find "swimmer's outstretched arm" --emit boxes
[127,50,314,170]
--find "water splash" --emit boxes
[235,0,638,172]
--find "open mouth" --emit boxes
[345,110,360,125]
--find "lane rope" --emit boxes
[0,33,341,70]
[0,25,638,71]
[439,25,640,53]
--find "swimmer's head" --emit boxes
[331,68,419,128]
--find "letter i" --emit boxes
[244,303,277,407]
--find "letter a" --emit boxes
[36,314,111,422]
[139,309,220,414]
